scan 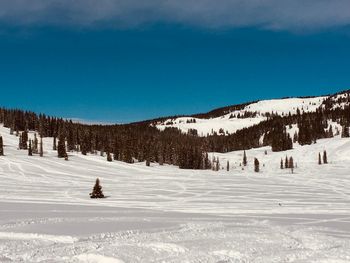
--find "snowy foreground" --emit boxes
[1,126,350,262]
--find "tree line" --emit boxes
[0,91,349,169]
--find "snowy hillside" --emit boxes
[156,96,328,136]
[1,124,350,262]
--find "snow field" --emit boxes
[1,125,350,262]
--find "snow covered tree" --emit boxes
[254,158,259,172]
[0,136,4,156]
[318,152,322,165]
[243,150,247,166]
[90,178,105,198]
[323,150,327,164]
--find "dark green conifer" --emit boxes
[243,150,247,166]
[254,158,259,172]
[323,150,327,164]
[0,136,4,156]
[318,152,322,165]
[28,140,32,156]
[90,178,105,198]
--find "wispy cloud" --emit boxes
[1,0,350,31]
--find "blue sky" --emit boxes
[1,1,350,123]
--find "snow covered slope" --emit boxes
[156,96,327,136]
[1,124,350,262]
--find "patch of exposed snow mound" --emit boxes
[74,254,124,263]
[0,231,77,243]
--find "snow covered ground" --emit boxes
[1,125,350,262]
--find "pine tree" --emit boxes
[0,136,4,156]
[18,135,21,149]
[289,156,294,173]
[254,158,259,172]
[341,125,350,138]
[226,160,230,171]
[146,159,150,166]
[328,125,334,138]
[33,133,38,154]
[285,156,289,169]
[57,134,67,158]
[323,150,327,164]
[318,152,322,165]
[39,137,43,157]
[243,150,247,166]
[107,151,112,162]
[216,157,220,171]
[280,158,283,169]
[53,137,57,151]
[159,154,164,165]
[89,178,105,198]
[28,140,32,156]
[22,131,28,150]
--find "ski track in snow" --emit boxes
[1,125,350,262]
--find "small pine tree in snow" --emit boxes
[33,133,38,154]
[226,160,230,171]
[318,152,322,165]
[90,178,105,198]
[216,158,220,171]
[57,134,67,158]
[243,150,247,166]
[323,150,327,164]
[53,137,57,151]
[289,156,294,173]
[107,151,112,162]
[21,131,28,150]
[280,158,283,169]
[146,159,150,166]
[341,125,350,138]
[285,156,289,169]
[0,136,4,156]
[254,158,259,172]
[28,140,33,156]
[39,137,43,157]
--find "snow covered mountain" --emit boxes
[154,95,330,136]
